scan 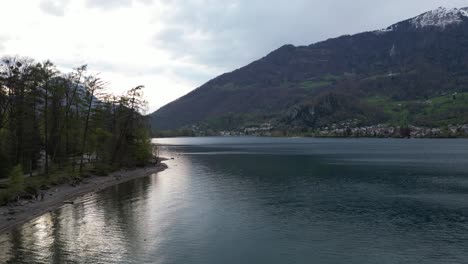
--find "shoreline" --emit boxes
[155,135,468,139]
[0,162,168,235]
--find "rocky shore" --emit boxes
[0,162,168,234]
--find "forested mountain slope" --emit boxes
[151,7,468,134]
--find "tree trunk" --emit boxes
[79,89,94,174]
[44,82,49,175]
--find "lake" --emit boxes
[1,137,468,263]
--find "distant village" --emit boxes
[315,124,468,138]
[210,123,468,138]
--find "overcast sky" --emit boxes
[1,0,467,112]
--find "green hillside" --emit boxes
[150,7,468,137]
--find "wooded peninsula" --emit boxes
[0,56,156,205]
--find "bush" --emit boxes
[0,189,13,205]
[132,139,152,167]
[48,173,70,186]
[129,128,152,167]
[91,163,114,176]
[25,177,43,196]
[8,165,24,194]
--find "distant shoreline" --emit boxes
[154,124,468,139]
[0,161,168,235]
[154,135,468,139]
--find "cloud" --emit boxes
[0,36,9,51]
[39,0,69,16]
[152,0,468,72]
[85,0,153,10]
[153,26,252,71]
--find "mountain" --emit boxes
[150,7,468,135]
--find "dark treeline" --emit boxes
[0,56,153,180]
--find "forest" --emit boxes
[0,56,154,202]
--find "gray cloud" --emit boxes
[39,0,69,16]
[168,63,216,84]
[152,0,468,72]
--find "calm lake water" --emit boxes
[1,137,468,263]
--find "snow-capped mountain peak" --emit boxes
[411,7,468,28]
[375,7,468,34]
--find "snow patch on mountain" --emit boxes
[375,24,398,34]
[411,7,468,28]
